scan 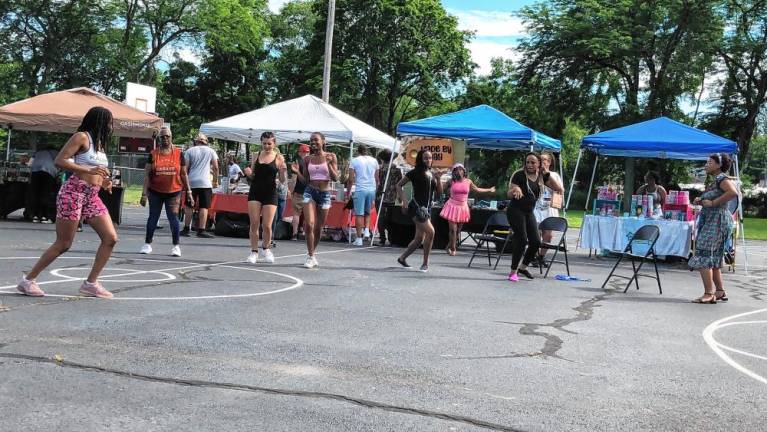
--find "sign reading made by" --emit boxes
[404,138,454,168]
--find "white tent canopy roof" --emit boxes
[200,95,399,151]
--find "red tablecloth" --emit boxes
[207,193,376,229]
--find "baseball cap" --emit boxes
[452,163,465,170]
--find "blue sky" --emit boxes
[267,0,536,74]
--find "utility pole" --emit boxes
[321,0,336,103]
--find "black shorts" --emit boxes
[248,184,278,206]
[191,188,213,209]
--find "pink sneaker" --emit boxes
[17,277,45,297]
[79,281,113,299]
[508,272,519,282]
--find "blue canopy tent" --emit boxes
[396,105,561,151]
[565,117,747,271]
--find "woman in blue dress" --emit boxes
[688,154,738,304]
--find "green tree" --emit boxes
[268,0,473,134]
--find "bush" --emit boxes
[743,192,767,217]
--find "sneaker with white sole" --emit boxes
[311,256,319,268]
[263,249,275,263]
[247,251,258,264]
[17,276,45,297]
[79,280,113,299]
[363,227,371,238]
[303,255,315,269]
[139,243,152,254]
[170,245,181,257]
[353,237,364,246]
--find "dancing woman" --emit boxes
[533,152,564,267]
[506,152,563,282]
[291,132,339,268]
[396,150,445,272]
[17,107,117,298]
[243,131,287,264]
[439,163,495,256]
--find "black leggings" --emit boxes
[506,206,541,270]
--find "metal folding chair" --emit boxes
[538,217,570,278]
[467,211,511,268]
[601,225,662,294]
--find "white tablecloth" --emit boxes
[579,215,694,257]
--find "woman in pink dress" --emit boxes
[440,163,496,256]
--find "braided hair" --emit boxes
[77,106,113,152]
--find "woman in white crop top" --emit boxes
[291,132,339,268]
[16,106,118,299]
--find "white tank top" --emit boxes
[73,132,108,167]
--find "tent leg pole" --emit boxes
[371,148,397,246]
[565,149,582,211]
[5,128,11,162]
[558,150,566,216]
[348,140,354,244]
[584,154,598,211]
[734,155,748,274]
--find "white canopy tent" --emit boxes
[199,94,399,152]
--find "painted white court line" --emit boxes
[702,308,767,385]
[0,246,372,300]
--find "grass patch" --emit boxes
[123,184,143,206]
[743,217,767,241]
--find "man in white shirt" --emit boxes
[225,154,244,192]
[181,132,219,238]
[348,145,379,245]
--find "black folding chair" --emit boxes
[467,211,511,268]
[538,217,570,278]
[601,225,662,294]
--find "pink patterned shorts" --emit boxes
[56,176,108,221]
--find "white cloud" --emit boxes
[468,40,520,75]
[448,9,527,38]
[268,0,291,13]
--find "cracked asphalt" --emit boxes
[1,205,766,431]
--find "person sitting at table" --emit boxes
[636,171,667,204]
[439,163,495,256]
[243,131,287,264]
[506,152,563,282]
[533,152,564,268]
[291,132,339,269]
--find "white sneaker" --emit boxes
[247,251,258,264]
[311,256,319,268]
[363,228,371,238]
[303,255,316,269]
[170,245,181,257]
[353,237,364,246]
[139,243,152,254]
[263,249,275,263]
[258,248,266,260]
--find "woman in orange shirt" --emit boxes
[139,126,193,257]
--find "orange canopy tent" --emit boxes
[0,87,163,159]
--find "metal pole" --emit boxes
[734,155,748,274]
[348,139,354,243]
[321,0,336,103]
[558,151,566,216]
[565,149,582,211]
[5,127,11,161]
[584,154,599,211]
[371,144,398,246]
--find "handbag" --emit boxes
[411,174,432,223]
[550,191,563,209]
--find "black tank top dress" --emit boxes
[247,156,279,205]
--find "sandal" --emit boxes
[715,290,729,302]
[692,294,717,304]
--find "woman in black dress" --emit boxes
[506,152,563,282]
[395,150,445,272]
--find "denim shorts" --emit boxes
[352,188,376,216]
[303,185,332,209]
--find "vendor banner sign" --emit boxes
[404,138,454,168]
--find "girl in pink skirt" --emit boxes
[440,163,496,256]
